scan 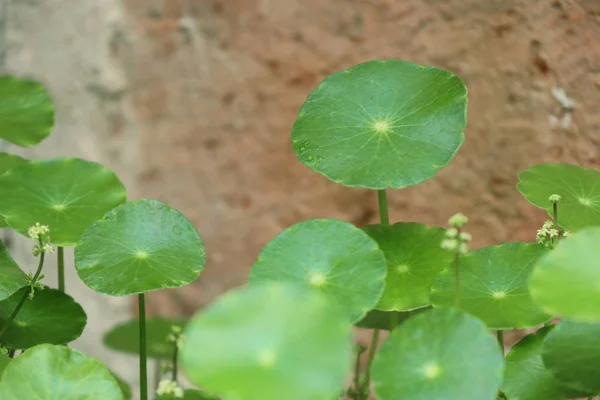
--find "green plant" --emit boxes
[0,60,599,400]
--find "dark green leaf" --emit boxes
[75,199,206,296]
[363,223,452,311]
[180,282,352,400]
[0,241,27,301]
[355,307,429,331]
[0,76,54,147]
[0,158,127,246]
[0,352,10,376]
[104,317,185,360]
[249,218,386,322]
[111,371,132,399]
[292,60,467,189]
[529,227,600,322]
[0,153,26,175]
[517,164,600,232]
[0,288,87,349]
[542,320,600,394]
[0,344,124,399]
[431,242,551,329]
[372,307,504,400]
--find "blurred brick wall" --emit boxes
[114,0,600,316]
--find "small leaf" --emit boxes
[517,164,600,231]
[180,282,352,400]
[291,59,467,189]
[502,326,588,400]
[0,158,127,246]
[0,76,54,147]
[75,199,206,296]
[0,287,87,349]
[372,307,504,400]
[104,317,185,360]
[529,227,600,322]
[249,218,386,322]
[0,241,28,301]
[0,344,124,399]
[363,223,452,311]
[431,242,551,329]
[355,307,429,331]
[542,320,600,394]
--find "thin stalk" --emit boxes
[352,347,363,399]
[171,342,179,382]
[453,251,461,307]
[0,244,45,339]
[361,329,380,397]
[377,190,390,225]
[139,293,148,400]
[57,246,65,292]
[497,330,504,352]
[154,360,161,391]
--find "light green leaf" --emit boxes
[75,199,206,296]
[0,153,28,227]
[529,227,600,322]
[0,158,127,246]
[517,164,600,231]
[291,59,467,189]
[0,352,10,376]
[104,317,185,360]
[542,320,600,394]
[249,218,386,322]
[431,242,551,329]
[0,241,27,301]
[372,307,504,400]
[363,223,452,311]
[111,371,132,400]
[0,344,124,399]
[157,389,220,400]
[180,282,352,400]
[502,326,588,400]
[355,307,429,331]
[0,76,54,147]
[0,288,87,349]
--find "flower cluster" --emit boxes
[28,223,55,256]
[441,213,471,255]
[167,325,184,349]
[156,379,184,398]
[536,220,569,248]
[26,271,46,299]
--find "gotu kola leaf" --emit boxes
[292,59,467,189]
[0,76,54,147]
[517,164,600,232]
[180,282,352,400]
[529,227,600,322]
[0,158,127,246]
[0,344,124,399]
[0,153,27,227]
[75,199,205,296]
[0,240,28,301]
[0,287,87,349]
[431,242,550,329]
[249,218,386,322]
[371,307,504,400]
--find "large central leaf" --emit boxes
[0,344,124,399]
[291,59,467,189]
[249,218,386,322]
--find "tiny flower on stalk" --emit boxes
[167,325,184,349]
[441,213,471,255]
[28,223,55,256]
[536,220,569,248]
[26,271,45,299]
[156,379,184,398]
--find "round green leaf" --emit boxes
[291,59,467,189]
[517,164,600,232]
[0,352,10,376]
[249,218,386,322]
[0,241,28,301]
[181,282,352,400]
[355,307,429,331]
[529,227,600,322]
[431,242,551,329]
[104,317,185,360]
[110,371,132,400]
[0,287,87,349]
[502,326,588,400]
[0,344,124,399]
[0,153,26,175]
[542,320,600,394]
[75,199,205,296]
[0,158,127,246]
[372,307,504,400]
[363,223,452,311]
[0,76,54,147]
